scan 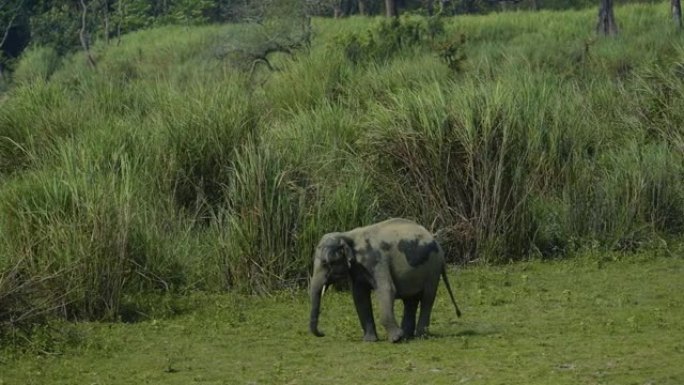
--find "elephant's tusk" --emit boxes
[321,284,327,297]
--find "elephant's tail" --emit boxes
[441,265,462,318]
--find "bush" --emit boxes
[362,79,548,262]
[333,15,442,64]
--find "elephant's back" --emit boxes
[356,218,441,266]
[349,218,421,236]
[356,218,432,242]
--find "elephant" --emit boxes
[309,218,462,342]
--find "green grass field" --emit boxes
[2,254,683,385]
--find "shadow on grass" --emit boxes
[118,294,199,323]
[424,323,503,340]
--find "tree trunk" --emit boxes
[426,0,434,15]
[385,0,397,17]
[439,0,451,15]
[342,0,354,15]
[333,4,343,18]
[80,0,97,67]
[103,0,110,45]
[674,0,683,30]
[116,0,123,45]
[358,0,366,15]
[596,0,618,36]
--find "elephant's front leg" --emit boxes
[352,280,378,342]
[375,281,404,343]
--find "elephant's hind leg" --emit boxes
[416,285,438,337]
[401,297,419,338]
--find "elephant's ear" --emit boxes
[339,238,354,268]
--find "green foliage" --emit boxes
[163,0,214,25]
[434,33,467,72]
[332,15,466,74]
[2,4,684,341]
[113,0,154,31]
[333,15,442,64]
[0,0,671,81]
[28,2,82,56]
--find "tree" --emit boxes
[596,0,618,36]
[215,0,312,75]
[358,0,366,15]
[385,0,396,17]
[79,0,97,67]
[674,0,682,30]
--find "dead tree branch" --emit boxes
[219,19,311,75]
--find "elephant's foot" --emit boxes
[363,332,379,342]
[401,327,415,339]
[388,328,405,343]
[415,327,428,338]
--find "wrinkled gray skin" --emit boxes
[309,218,462,343]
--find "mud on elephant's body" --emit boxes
[309,218,462,342]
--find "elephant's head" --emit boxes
[309,232,353,337]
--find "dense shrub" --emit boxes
[334,16,431,64]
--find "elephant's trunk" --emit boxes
[309,262,327,337]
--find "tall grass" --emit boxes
[1,4,684,335]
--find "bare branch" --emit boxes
[0,0,25,48]
[218,18,311,74]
